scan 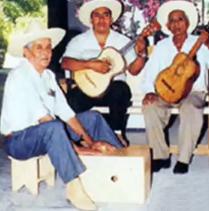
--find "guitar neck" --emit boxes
[188,37,204,59]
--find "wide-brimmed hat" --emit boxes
[157,0,198,35]
[8,20,66,57]
[78,0,122,27]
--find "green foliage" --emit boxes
[9,0,47,13]
[0,0,47,67]
[3,1,24,23]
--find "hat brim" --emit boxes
[157,0,198,35]
[8,28,65,57]
[78,0,122,27]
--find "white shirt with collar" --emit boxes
[142,34,209,94]
[0,59,74,135]
[62,29,137,81]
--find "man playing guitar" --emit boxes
[61,0,147,146]
[142,0,209,174]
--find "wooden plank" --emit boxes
[169,144,209,156]
[92,106,209,115]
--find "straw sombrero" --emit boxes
[78,0,122,27]
[8,20,66,57]
[157,0,198,35]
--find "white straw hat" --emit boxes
[8,20,66,57]
[78,0,122,27]
[157,0,198,35]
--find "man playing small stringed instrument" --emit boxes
[61,0,148,146]
[142,0,209,174]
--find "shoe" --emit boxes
[121,131,130,147]
[152,158,171,172]
[173,161,189,174]
[66,178,97,210]
[115,131,130,147]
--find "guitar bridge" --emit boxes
[162,79,175,93]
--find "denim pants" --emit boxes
[4,111,123,183]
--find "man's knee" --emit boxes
[41,120,65,134]
[180,101,200,115]
[109,81,131,101]
[85,110,103,120]
[142,103,157,114]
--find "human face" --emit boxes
[24,38,52,72]
[167,10,189,36]
[91,7,113,34]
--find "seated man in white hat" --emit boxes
[0,20,125,210]
[142,0,209,174]
[61,0,147,145]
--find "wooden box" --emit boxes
[80,145,151,204]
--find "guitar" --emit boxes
[73,20,161,97]
[155,31,209,104]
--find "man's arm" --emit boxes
[66,116,116,154]
[61,57,110,74]
[39,115,54,123]
[127,36,148,75]
[67,116,94,147]
[128,55,147,76]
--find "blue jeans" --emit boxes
[4,111,123,183]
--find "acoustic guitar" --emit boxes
[155,31,208,104]
[73,20,161,97]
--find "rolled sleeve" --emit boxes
[62,36,84,59]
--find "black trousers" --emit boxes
[66,80,132,132]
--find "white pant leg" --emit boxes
[178,91,206,163]
[142,100,172,159]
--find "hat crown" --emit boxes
[24,20,45,34]
[8,20,65,57]
[157,0,198,35]
[78,0,122,27]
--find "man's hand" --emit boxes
[91,141,116,153]
[134,36,147,56]
[89,59,111,74]
[142,93,159,105]
[39,115,54,123]
[199,30,209,45]
[74,145,102,155]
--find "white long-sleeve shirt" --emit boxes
[0,59,75,135]
[142,34,209,94]
[62,29,137,81]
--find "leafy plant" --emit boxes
[0,0,47,67]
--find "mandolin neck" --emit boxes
[120,20,161,55]
[120,37,138,55]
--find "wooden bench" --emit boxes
[92,96,209,156]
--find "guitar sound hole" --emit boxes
[111,176,118,182]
